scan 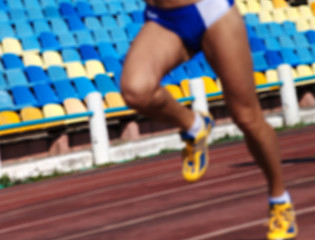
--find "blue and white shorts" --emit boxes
[145,0,234,51]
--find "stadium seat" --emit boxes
[79,45,100,60]
[105,92,126,107]
[44,6,61,18]
[72,77,96,99]
[76,1,93,17]
[0,111,20,125]
[2,38,23,55]
[106,2,123,15]
[131,10,145,23]
[255,24,271,38]
[15,22,34,38]
[252,52,269,71]
[20,106,44,132]
[47,66,67,81]
[254,72,268,85]
[11,85,38,107]
[94,74,119,96]
[25,66,50,83]
[85,60,106,79]
[23,52,44,67]
[9,9,27,21]
[92,29,111,43]
[66,16,85,31]
[122,1,139,12]
[85,17,102,30]
[50,18,69,34]
[125,23,142,41]
[21,36,41,52]
[268,22,284,37]
[296,64,313,77]
[74,31,94,45]
[296,18,311,32]
[42,103,66,127]
[53,80,79,101]
[165,84,184,99]
[115,41,130,56]
[0,23,15,38]
[265,69,279,83]
[0,91,14,110]
[91,2,108,16]
[244,13,260,26]
[5,69,29,87]
[39,32,60,50]
[282,21,297,36]
[25,0,41,9]
[64,98,87,114]
[265,50,283,68]
[292,33,310,48]
[279,36,295,49]
[285,7,300,22]
[58,33,77,48]
[62,48,81,62]
[116,13,133,27]
[97,42,120,58]
[66,62,87,78]
[249,37,266,52]
[236,0,247,15]
[33,83,60,106]
[261,0,273,11]
[265,37,281,51]
[101,15,118,30]
[42,0,57,7]
[280,48,300,66]
[33,19,51,34]
[102,57,122,74]
[247,0,260,13]
[305,31,315,44]
[0,72,7,90]
[59,2,76,17]
[259,10,274,23]
[0,11,9,23]
[2,54,24,69]
[27,8,44,20]
[42,51,63,68]
[296,47,314,64]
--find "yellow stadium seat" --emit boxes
[43,103,66,127]
[296,18,311,32]
[42,51,63,68]
[65,62,87,78]
[235,1,248,15]
[0,111,21,136]
[297,65,313,77]
[285,7,300,22]
[202,76,219,93]
[292,68,298,79]
[23,52,44,67]
[105,92,134,118]
[180,79,190,97]
[309,18,315,30]
[261,0,274,11]
[165,84,184,99]
[64,98,88,124]
[265,69,279,83]
[272,8,287,23]
[254,72,268,85]
[247,0,260,13]
[259,10,274,23]
[299,5,313,19]
[2,38,23,55]
[85,60,106,79]
[20,107,45,132]
[272,0,287,8]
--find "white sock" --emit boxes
[186,113,203,138]
[269,191,291,204]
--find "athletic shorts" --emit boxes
[145,0,235,51]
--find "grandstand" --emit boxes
[1,0,315,178]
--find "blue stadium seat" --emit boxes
[255,24,270,38]
[101,15,118,30]
[265,37,281,51]
[109,27,128,42]
[39,32,60,50]
[249,37,266,52]
[76,1,93,17]
[41,0,57,7]
[47,66,67,81]
[11,85,38,107]
[2,54,24,69]
[137,0,145,10]
[122,1,139,12]
[125,23,141,41]
[44,6,60,18]
[244,14,260,26]
[59,2,76,17]
[21,36,40,51]
[282,21,297,36]
[131,10,144,23]
[79,45,100,60]
[85,17,102,30]
[62,48,81,62]
[280,48,300,66]
[0,11,9,23]
[50,18,69,34]
[15,22,34,38]
[25,66,50,83]
[0,61,3,71]
[0,72,7,89]
[193,53,216,78]
[170,65,189,84]
[292,33,310,48]
[53,80,78,101]
[245,24,256,38]
[33,19,51,34]
[58,33,77,48]
[92,29,111,43]
[0,23,15,38]
[0,0,6,9]
[102,56,122,74]
[27,8,44,20]
[97,42,120,58]
[160,74,176,86]
[184,60,205,78]
[279,36,295,49]
[72,77,96,99]
[5,69,29,87]
[268,22,284,37]
[252,52,269,72]
[33,83,60,105]
[66,16,85,31]
[25,0,41,9]
[115,41,129,56]
[94,74,119,96]
[116,13,133,27]
[74,31,94,45]
[106,2,123,14]
[91,2,108,15]
[296,47,314,65]
[9,9,27,21]
[265,50,283,69]
[305,31,315,44]
[0,90,14,110]
[7,0,23,9]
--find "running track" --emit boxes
[1,126,315,240]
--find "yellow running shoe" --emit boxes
[180,112,215,182]
[267,202,298,240]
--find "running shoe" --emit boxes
[267,202,298,240]
[180,112,215,182]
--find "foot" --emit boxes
[267,202,298,240]
[180,112,215,182]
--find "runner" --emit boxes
[120,0,297,239]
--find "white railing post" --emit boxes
[277,64,301,126]
[189,78,209,114]
[86,92,110,165]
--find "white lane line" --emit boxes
[183,205,315,240]
[0,169,264,234]
[53,175,315,240]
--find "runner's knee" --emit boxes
[232,108,265,135]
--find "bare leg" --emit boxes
[202,6,284,197]
[121,22,195,131]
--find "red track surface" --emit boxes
[1,126,315,240]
